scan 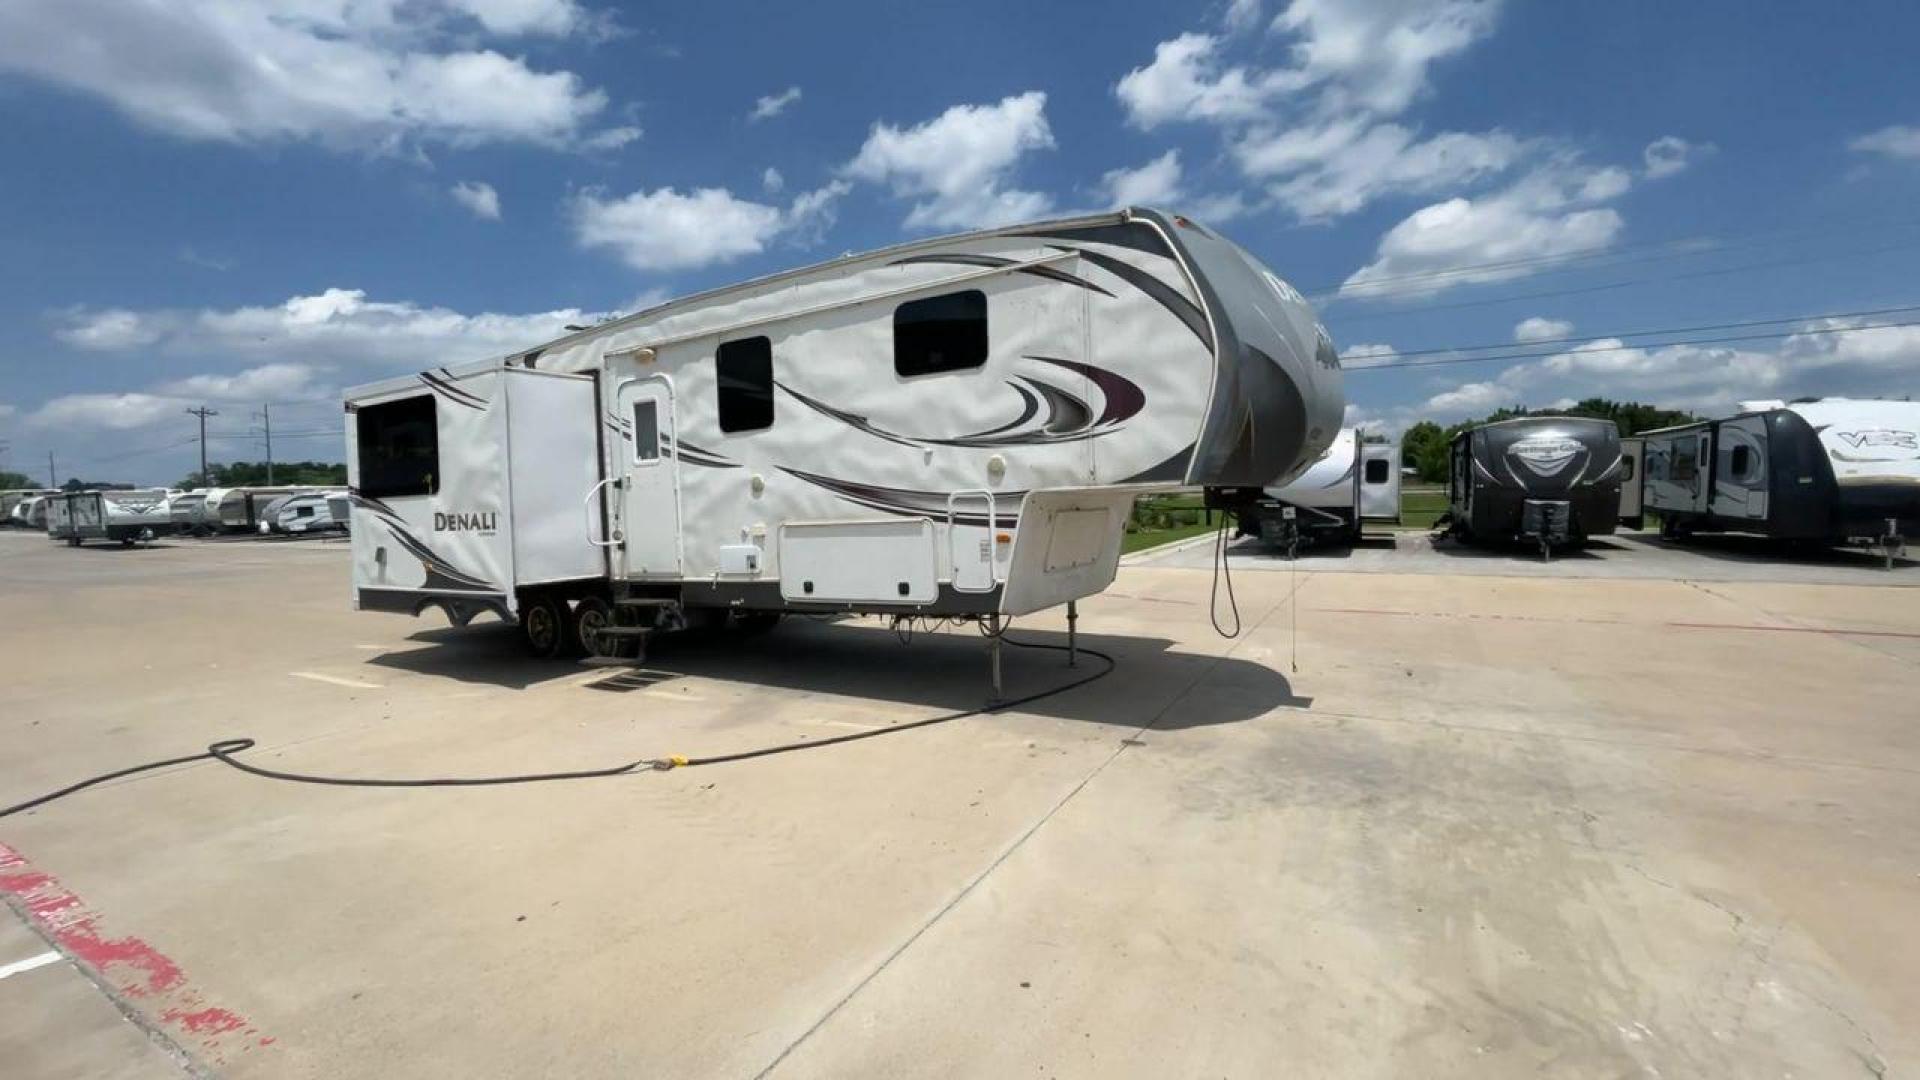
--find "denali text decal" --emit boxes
[434,511,498,533]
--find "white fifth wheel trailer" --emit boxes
[344,208,1344,670]
[1641,398,1918,563]
[1239,428,1401,547]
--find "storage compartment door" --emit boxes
[778,520,938,604]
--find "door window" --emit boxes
[632,399,660,463]
[1364,458,1390,484]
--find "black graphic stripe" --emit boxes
[348,494,497,592]
[1028,355,1147,427]
[430,369,487,406]
[1010,222,1175,259]
[780,467,1023,529]
[419,372,486,411]
[1120,444,1195,484]
[1062,247,1212,350]
[777,382,923,447]
[889,253,1114,297]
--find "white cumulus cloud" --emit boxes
[1113,3,1510,222]
[1099,151,1185,208]
[0,0,629,151]
[57,288,603,367]
[571,182,850,271]
[1340,159,1631,298]
[846,92,1056,230]
[1513,316,1573,343]
[750,86,802,122]
[450,180,502,220]
[1849,124,1920,160]
[1643,135,1713,178]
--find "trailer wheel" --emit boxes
[520,593,570,660]
[734,611,783,635]
[573,596,622,657]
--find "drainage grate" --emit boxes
[584,669,681,693]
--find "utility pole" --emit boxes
[48,450,56,489]
[186,406,218,487]
[261,403,273,486]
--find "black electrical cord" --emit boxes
[0,637,1115,820]
[1209,511,1242,639]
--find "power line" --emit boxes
[1350,303,1920,362]
[1327,236,1920,321]
[1302,211,1920,302]
[1347,317,1920,375]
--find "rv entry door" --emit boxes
[615,375,683,578]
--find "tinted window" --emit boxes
[1364,458,1390,484]
[633,400,659,463]
[1621,455,1636,481]
[1730,445,1751,477]
[356,395,438,498]
[895,290,987,377]
[1673,445,1697,484]
[717,336,774,432]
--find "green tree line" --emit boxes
[1398,398,1699,483]
[179,461,347,489]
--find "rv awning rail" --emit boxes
[607,249,1083,358]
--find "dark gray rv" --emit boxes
[1444,417,1623,555]
[1640,398,1918,561]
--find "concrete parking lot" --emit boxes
[2,527,1917,1078]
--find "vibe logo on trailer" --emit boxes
[1835,429,1918,451]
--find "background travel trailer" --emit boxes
[1240,427,1400,547]
[345,208,1344,657]
[273,491,350,535]
[45,489,173,546]
[1444,417,1623,554]
[1640,398,1919,552]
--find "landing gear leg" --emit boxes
[1066,601,1078,668]
[987,614,1003,702]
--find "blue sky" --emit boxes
[1,0,1917,486]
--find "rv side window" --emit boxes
[716,336,774,433]
[1621,456,1635,481]
[1364,458,1390,484]
[356,395,439,498]
[632,401,660,463]
[1730,445,1751,477]
[1673,444,1697,484]
[894,290,987,377]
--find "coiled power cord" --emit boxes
[0,637,1114,820]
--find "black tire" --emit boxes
[520,593,570,660]
[573,596,618,657]
[733,611,783,635]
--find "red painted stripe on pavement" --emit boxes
[0,840,274,1064]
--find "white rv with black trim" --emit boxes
[1240,427,1401,546]
[1639,398,1920,549]
[343,208,1344,655]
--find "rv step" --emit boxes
[590,626,654,638]
[614,598,678,608]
